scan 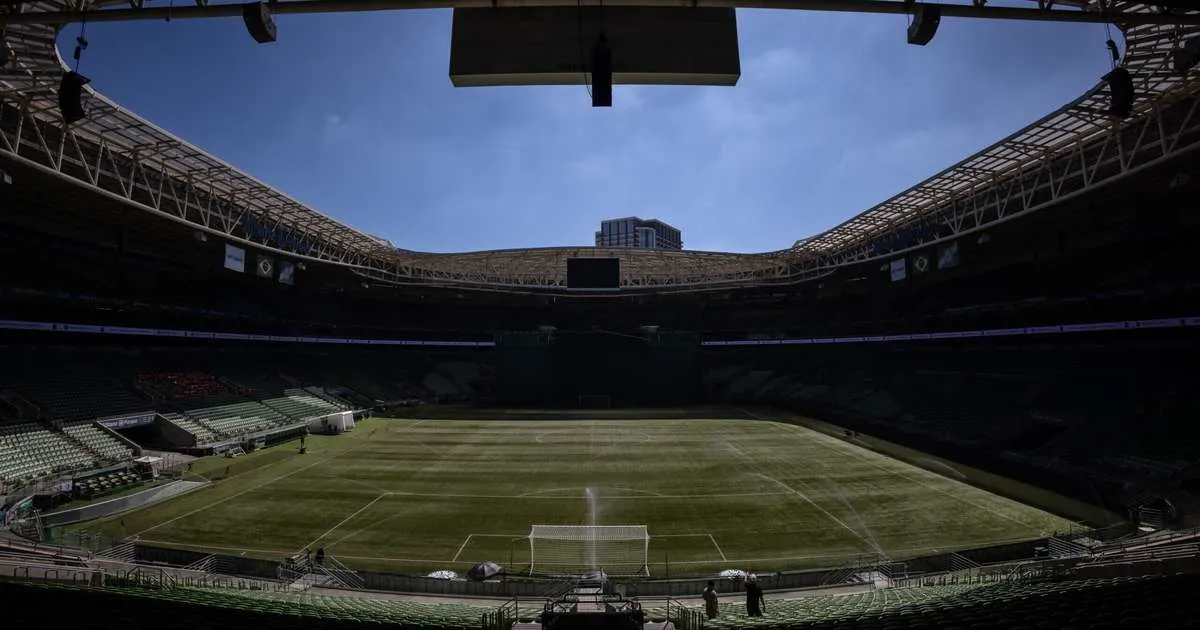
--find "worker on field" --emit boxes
[702,580,719,619]
[745,573,765,617]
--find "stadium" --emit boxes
[2,1,1200,629]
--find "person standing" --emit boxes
[702,580,720,619]
[745,573,765,617]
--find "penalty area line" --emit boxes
[452,535,473,562]
[302,492,388,551]
[708,534,728,562]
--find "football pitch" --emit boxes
[83,417,1076,576]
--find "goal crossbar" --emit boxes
[528,525,649,576]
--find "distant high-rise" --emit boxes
[595,217,683,251]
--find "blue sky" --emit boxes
[68,7,1111,253]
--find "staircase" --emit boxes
[56,426,105,462]
[1047,536,1091,559]
[316,554,365,589]
[100,540,139,563]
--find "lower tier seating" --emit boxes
[62,421,134,463]
[0,422,95,486]
[2,573,1198,630]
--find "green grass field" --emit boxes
[78,417,1076,576]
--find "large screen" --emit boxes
[450,7,740,87]
[566,258,621,291]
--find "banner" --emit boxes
[223,244,246,273]
[256,254,275,279]
[889,258,907,282]
[278,261,296,285]
[937,241,960,269]
[913,252,931,274]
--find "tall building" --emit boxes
[594,217,683,251]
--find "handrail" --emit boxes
[667,598,705,630]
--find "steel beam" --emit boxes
[2,0,1200,26]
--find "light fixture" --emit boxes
[58,71,91,124]
[591,32,612,107]
[0,29,10,67]
[242,2,277,44]
[1103,67,1135,119]
[907,4,941,46]
[1174,36,1200,74]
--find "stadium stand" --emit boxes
[159,412,219,445]
[135,372,229,404]
[181,402,291,439]
[3,573,1199,630]
[0,423,95,486]
[61,421,134,464]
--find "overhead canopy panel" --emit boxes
[450,7,740,87]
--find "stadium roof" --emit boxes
[1,1,1199,292]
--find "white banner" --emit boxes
[889,258,907,282]
[278,261,295,285]
[224,244,246,273]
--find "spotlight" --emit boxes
[58,71,90,124]
[1174,36,1200,74]
[591,32,612,108]
[242,2,277,44]
[907,4,941,46]
[1103,67,1135,119]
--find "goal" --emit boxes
[528,525,649,576]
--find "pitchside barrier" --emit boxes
[121,533,1091,598]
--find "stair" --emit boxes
[99,540,138,563]
[1047,536,1091,559]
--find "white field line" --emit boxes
[452,535,473,562]
[773,421,1048,533]
[132,420,425,538]
[708,534,728,562]
[302,492,388,551]
[388,490,792,500]
[518,486,666,498]
[753,473,886,557]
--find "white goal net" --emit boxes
[528,525,649,576]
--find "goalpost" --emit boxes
[528,525,650,576]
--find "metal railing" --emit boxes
[481,597,520,630]
[667,598,705,630]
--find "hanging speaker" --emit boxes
[591,33,612,108]
[1173,36,1200,74]
[58,71,90,125]
[242,2,277,44]
[907,4,941,46]
[1103,67,1134,119]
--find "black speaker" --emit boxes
[242,2,277,44]
[58,71,90,125]
[1174,36,1200,74]
[1104,67,1135,118]
[591,33,612,108]
[907,4,941,46]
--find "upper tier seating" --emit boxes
[135,372,229,403]
[13,376,149,422]
[0,422,95,485]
